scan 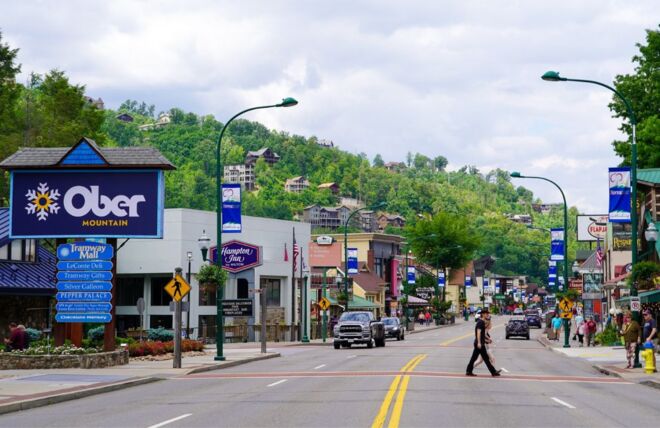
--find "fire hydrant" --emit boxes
[640,341,656,374]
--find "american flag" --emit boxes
[596,240,604,267]
[293,242,300,271]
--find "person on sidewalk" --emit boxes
[425,311,432,326]
[642,310,657,372]
[466,308,501,377]
[585,316,597,347]
[576,317,586,347]
[473,317,495,369]
[573,313,584,341]
[3,322,27,352]
[620,313,640,369]
[551,314,562,341]
[418,312,425,325]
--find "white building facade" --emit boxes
[114,208,310,342]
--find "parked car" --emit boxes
[506,317,530,340]
[524,311,543,328]
[513,308,524,315]
[381,317,404,341]
[333,311,385,349]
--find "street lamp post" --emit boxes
[343,202,386,310]
[213,97,298,361]
[186,251,193,338]
[511,171,571,348]
[302,267,310,343]
[542,70,640,362]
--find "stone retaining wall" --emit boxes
[0,349,128,370]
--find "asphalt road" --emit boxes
[2,317,659,428]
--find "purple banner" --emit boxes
[10,170,164,238]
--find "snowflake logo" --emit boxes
[25,182,61,221]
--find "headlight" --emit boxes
[392,327,399,331]
[333,326,339,334]
[362,326,370,332]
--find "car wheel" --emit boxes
[334,342,340,350]
[397,334,401,341]
[401,332,405,341]
[526,334,530,340]
[379,338,386,347]
[506,335,510,340]
[367,339,374,349]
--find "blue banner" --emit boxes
[438,271,445,287]
[465,275,472,288]
[407,266,416,284]
[221,183,242,233]
[56,292,112,302]
[56,303,112,313]
[347,248,358,274]
[57,242,113,261]
[10,170,164,238]
[550,228,565,261]
[57,281,113,292]
[608,167,631,223]
[495,279,500,294]
[55,314,112,323]
[484,277,489,289]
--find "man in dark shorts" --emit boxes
[466,308,501,377]
[642,310,657,372]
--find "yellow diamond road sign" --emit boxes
[318,297,331,311]
[560,311,573,319]
[559,298,573,313]
[164,274,191,302]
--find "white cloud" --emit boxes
[1,0,658,213]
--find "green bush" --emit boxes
[147,327,174,342]
[87,326,105,342]
[24,328,41,343]
[595,325,621,346]
[30,338,54,348]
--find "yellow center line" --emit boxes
[388,355,427,428]
[371,354,427,428]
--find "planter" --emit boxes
[0,349,128,370]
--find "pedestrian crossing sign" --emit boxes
[318,297,331,311]
[164,274,191,302]
[558,297,573,313]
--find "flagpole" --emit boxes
[291,228,296,341]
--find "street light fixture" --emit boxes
[212,97,298,361]
[511,171,571,348]
[645,222,658,243]
[572,260,580,278]
[542,70,639,361]
[198,230,210,262]
[343,202,387,310]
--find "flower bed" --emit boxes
[0,348,128,369]
[12,345,101,356]
[128,340,205,357]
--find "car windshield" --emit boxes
[339,312,370,322]
[382,318,397,325]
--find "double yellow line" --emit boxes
[371,354,427,428]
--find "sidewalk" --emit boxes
[0,348,279,415]
[538,334,660,390]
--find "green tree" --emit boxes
[610,26,660,168]
[0,32,21,204]
[373,153,384,167]
[433,155,448,172]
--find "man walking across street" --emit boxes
[466,307,501,377]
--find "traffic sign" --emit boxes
[318,297,331,311]
[164,274,191,302]
[560,311,573,319]
[630,297,641,312]
[558,297,573,313]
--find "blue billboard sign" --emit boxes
[9,170,164,238]
[608,167,631,223]
[57,281,113,292]
[57,242,113,261]
[438,271,445,287]
[55,314,112,323]
[56,292,112,302]
[465,275,472,287]
[56,303,112,313]
[57,261,113,271]
[221,183,242,233]
[347,248,358,275]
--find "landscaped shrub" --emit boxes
[87,326,105,342]
[12,345,100,355]
[147,327,174,342]
[127,340,204,357]
[24,328,41,343]
[595,325,621,346]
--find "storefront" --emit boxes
[115,208,310,342]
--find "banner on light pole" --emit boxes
[550,228,565,261]
[608,167,631,223]
[407,266,416,284]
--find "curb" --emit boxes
[0,376,160,416]
[592,364,660,390]
[185,352,281,374]
[592,364,623,378]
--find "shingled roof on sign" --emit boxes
[0,137,175,170]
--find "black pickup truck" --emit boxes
[333,311,385,349]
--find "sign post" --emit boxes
[165,269,191,369]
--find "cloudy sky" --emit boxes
[2,1,658,213]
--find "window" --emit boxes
[10,241,22,261]
[237,278,249,299]
[0,245,7,260]
[0,239,37,262]
[261,278,281,306]
[150,276,172,306]
[150,315,172,329]
[116,277,144,306]
[375,257,384,278]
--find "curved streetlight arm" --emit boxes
[557,77,636,126]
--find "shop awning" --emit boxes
[403,295,428,306]
[328,295,380,309]
[616,289,660,305]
